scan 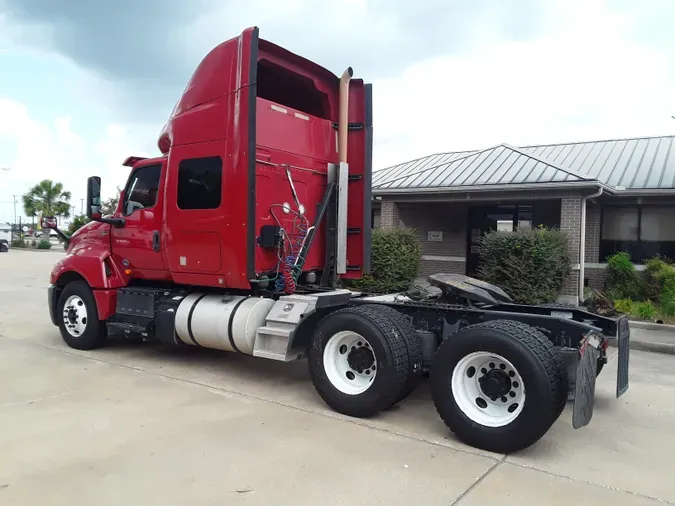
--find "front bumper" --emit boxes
[47,285,59,326]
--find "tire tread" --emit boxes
[308,304,410,418]
[57,281,106,350]
[431,319,567,453]
[366,305,423,404]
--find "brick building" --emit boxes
[372,135,675,305]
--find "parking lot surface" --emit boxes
[1,249,674,505]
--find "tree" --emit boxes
[23,180,72,221]
[67,215,91,235]
[101,186,121,216]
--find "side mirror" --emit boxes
[86,176,125,227]
[87,176,102,220]
[40,216,57,229]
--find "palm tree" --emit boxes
[23,180,72,221]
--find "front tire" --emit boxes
[308,305,410,418]
[430,320,567,454]
[56,281,106,350]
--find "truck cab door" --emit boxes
[164,141,226,283]
[111,161,168,276]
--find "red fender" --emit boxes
[49,222,128,320]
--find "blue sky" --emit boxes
[1,0,675,224]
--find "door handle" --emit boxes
[152,231,160,252]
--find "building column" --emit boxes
[584,203,601,263]
[560,196,582,304]
[380,199,400,229]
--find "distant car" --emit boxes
[0,239,8,253]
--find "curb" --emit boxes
[7,247,64,253]
[609,337,675,355]
[627,320,675,333]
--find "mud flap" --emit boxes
[572,335,601,429]
[616,316,630,398]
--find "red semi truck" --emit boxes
[42,27,629,454]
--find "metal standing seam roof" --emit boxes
[373,135,675,191]
[373,143,596,190]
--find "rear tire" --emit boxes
[430,320,566,454]
[366,305,423,405]
[492,320,568,418]
[308,305,410,418]
[56,281,107,350]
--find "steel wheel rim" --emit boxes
[451,351,526,427]
[323,331,377,395]
[62,295,88,338]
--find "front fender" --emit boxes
[50,248,127,290]
[49,242,129,323]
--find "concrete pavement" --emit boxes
[2,249,675,505]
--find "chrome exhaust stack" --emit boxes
[336,67,353,275]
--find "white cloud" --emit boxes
[371,0,675,168]
[0,98,151,223]
[2,0,675,216]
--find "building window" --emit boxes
[177,156,223,210]
[600,205,675,262]
[122,164,162,216]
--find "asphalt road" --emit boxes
[1,249,674,505]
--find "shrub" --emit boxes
[634,300,657,321]
[37,239,52,249]
[642,256,672,300]
[477,227,570,304]
[659,269,675,316]
[605,252,642,300]
[67,215,91,236]
[352,228,421,293]
[11,239,25,248]
[613,299,634,315]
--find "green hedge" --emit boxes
[605,252,642,300]
[477,227,570,304]
[352,228,421,293]
[605,253,675,321]
[37,239,52,249]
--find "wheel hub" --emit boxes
[62,295,88,337]
[67,308,79,325]
[347,346,375,373]
[322,331,377,395]
[479,369,512,400]
[451,351,526,428]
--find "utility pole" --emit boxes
[12,194,18,242]
[80,198,84,216]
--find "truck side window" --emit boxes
[122,164,162,216]
[177,156,222,210]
